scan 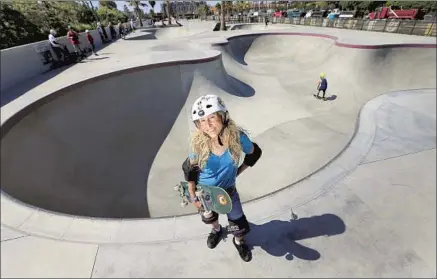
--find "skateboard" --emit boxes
[313,94,326,101]
[174,181,232,215]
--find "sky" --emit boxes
[92,1,220,13]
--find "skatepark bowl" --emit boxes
[1,28,436,222]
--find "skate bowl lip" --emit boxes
[211,31,437,49]
[1,30,436,245]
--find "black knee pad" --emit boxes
[201,211,219,224]
[228,214,250,237]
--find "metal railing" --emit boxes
[206,15,437,37]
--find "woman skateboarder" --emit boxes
[182,94,262,262]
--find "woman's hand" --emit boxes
[190,195,202,209]
[193,201,202,209]
[188,181,200,208]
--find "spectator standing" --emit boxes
[48,29,64,61]
[66,25,83,57]
[85,30,98,56]
[108,22,116,40]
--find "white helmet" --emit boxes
[191,94,228,121]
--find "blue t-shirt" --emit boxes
[189,132,253,189]
[319,78,328,90]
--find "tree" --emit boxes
[306,2,317,10]
[123,4,134,19]
[99,1,117,10]
[315,1,329,9]
[87,1,100,22]
[163,0,172,24]
[1,1,100,49]
[0,3,45,49]
[196,4,210,18]
[96,6,127,25]
[386,1,436,11]
[127,1,148,26]
[148,1,156,12]
[220,0,225,30]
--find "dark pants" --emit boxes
[200,186,250,237]
[317,89,326,98]
[51,46,63,61]
[89,41,95,52]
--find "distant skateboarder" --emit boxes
[182,94,262,262]
[315,72,328,101]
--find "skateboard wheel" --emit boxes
[203,210,213,218]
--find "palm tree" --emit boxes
[148,0,156,11]
[220,0,225,30]
[127,1,148,26]
[164,0,172,25]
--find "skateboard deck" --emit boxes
[174,181,232,214]
[313,94,327,101]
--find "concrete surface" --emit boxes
[1,21,436,277]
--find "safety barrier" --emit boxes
[208,16,436,37]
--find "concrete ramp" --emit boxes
[126,22,213,41]
[1,32,436,219]
[0,55,256,219]
[210,33,436,202]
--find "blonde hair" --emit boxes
[189,111,248,169]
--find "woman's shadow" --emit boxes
[227,213,346,261]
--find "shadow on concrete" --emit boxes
[226,74,255,97]
[77,56,111,63]
[1,65,188,219]
[223,35,258,66]
[326,94,337,101]
[125,26,185,41]
[182,62,255,98]
[1,55,111,107]
[244,213,346,261]
[1,41,120,107]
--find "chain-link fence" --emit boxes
[206,15,436,37]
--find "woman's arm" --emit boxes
[237,164,249,177]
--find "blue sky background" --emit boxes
[91,1,220,13]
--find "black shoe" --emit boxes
[207,226,222,249]
[233,237,252,262]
